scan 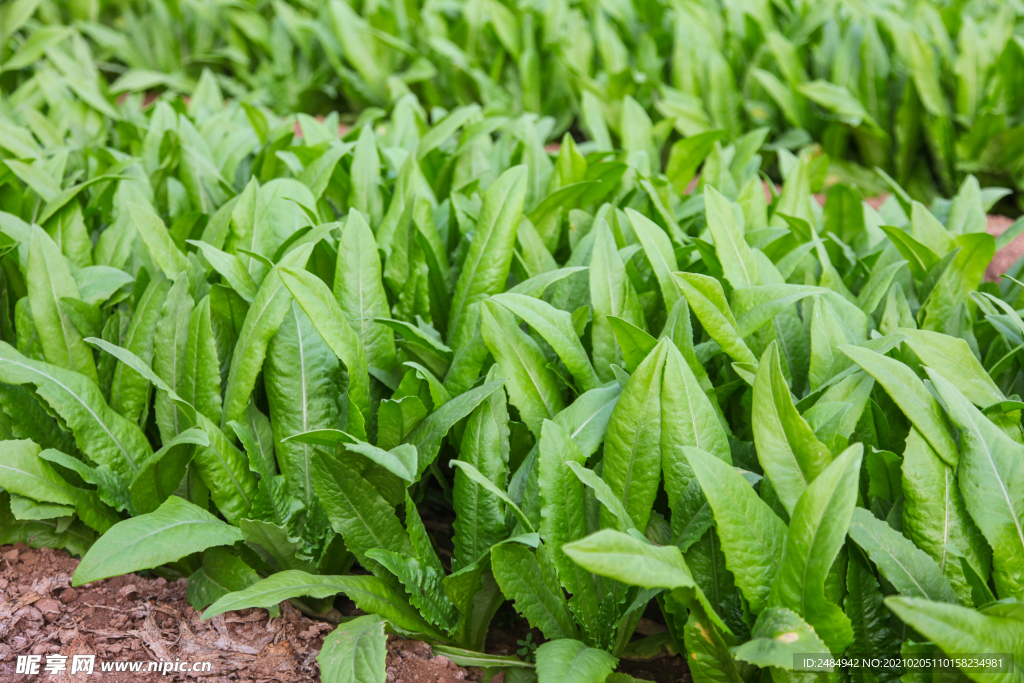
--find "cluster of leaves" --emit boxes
[7,0,1024,198]
[2,9,1024,683]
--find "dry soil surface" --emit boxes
[0,544,480,683]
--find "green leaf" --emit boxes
[900,328,1004,409]
[186,547,263,612]
[266,302,346,506]
[602,339,668,531]
[0,439,116,533]
[480,300,565,436]
[312,451,412,573]
[798,80,884,135]
[182,296,223,427]
[686,447,786,615]
[607,316,658,372]
[130,428,209,514]
[365,548,458,630]
[286,430,417,483]
[732,607,830,669]
[405,379,506,476]
[448,165,528,348]
[491,542,578,640]
[878,225,938,281]
[627,208,682,312]
[590,215,646,381]
[153,275,194,441]
[901,428,990,604]
[666,130,725,194]
[538,421,599,627]
[563,529,696,592]
[128,202,188,278]
[452,368,510,570]
[73,496,242,585]
[491,293,600,393]
[534,639,617,683]
[0,342,152,483]
[840,344,960,468]
[769,444,862,652]
[279,267,370,433]
[335,209,397,373]
[202,570,439,636]
[317,615,387,683]
[220,242,316,427]
[845,547,901,665]
[927,370,1024,600]
[451,459,533,533]
[26,226,98,384]
[705,186,760,289]
[661,341,731,510]
[752,342,833,515]
[187,240,259,302]
[676,273,756,365]
[885,598,1023,683]
[848,508,959,603]
[110,274,171,424]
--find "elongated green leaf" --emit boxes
[221,242,316,427]
[110,274,170,423]
[182,296,223,427]
[732,607,830,670]
[0,342,151,482]
[535,639,617,683]
[752,342,833,514]
[704,186,760,289]
[280,267,370,432]
[188,240,258,302]
[153,275,194,441]
[769,444,862,652]
[491,542,578,640]
[848,507,959,603]
[491,293,599,392]
[686,447,786,615]
[406,379,505,476]
[365,548,458,630]
[538,421,599,627]
[927,370,1024,600]
[266,302,344,506]
[130,428,208,514]
[186,547,263,613]
[128,202,187,278]
[480,300,564,436]
[448,165,527,348]
[312,451,412,573]
[318,615,387,683]
[885,598,1023,683]
[452,368,510,570]
[0,439,117,533]
[203,570,439,636]
[73,496,242,585]
[901,328,1004,408]
[627,208,682,311]
[27,226,98,384]
[902,428,990,603]
[602,339,668,531]
[676,272,756,364]
[335,209,397,373]
[590,215,645,380]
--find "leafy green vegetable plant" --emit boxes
[2,9,1024,683]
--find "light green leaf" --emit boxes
[73,496,242,585]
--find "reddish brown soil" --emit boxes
[0,545,478,683]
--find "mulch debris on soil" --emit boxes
[0,544,479,682]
